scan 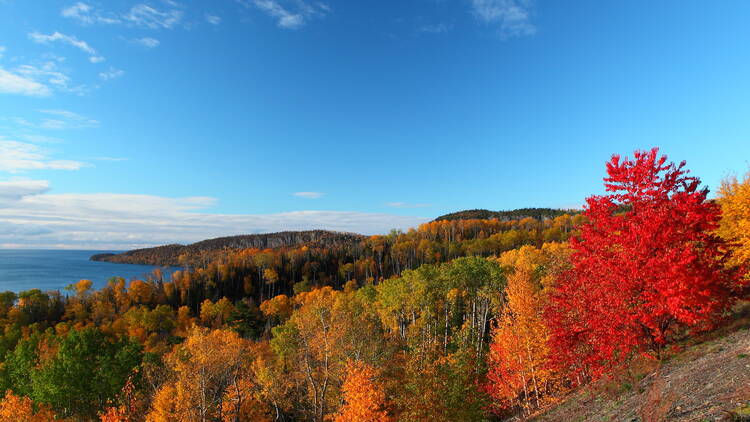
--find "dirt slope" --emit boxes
[534,326,750,422]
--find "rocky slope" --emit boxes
[533,316,750,422]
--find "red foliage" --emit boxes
[546,148,736,379]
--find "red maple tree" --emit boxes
[546,148,735,379]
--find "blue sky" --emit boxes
[1,0,749,249]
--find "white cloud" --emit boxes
[386,202,432,208]
[29,31,96,55]
[0,191,429,249]
[99,67,124,81]
[28,32,104,63]
[0,68,51,97]
[133,37,160,48]
[61,2,93,23]
[125,4,183,29]
[251,0,329,29]
[293,191,324,199]
[61,2,121,25]
[471,0,536,38]
[0,139,86,173]
[15,63,74,93]
[0,46,5,59]
[205,14,221,25]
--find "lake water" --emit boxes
[0,249,179,293]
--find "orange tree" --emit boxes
[334,361,391,422]
[486,270,554,415]
[717,171,750,280]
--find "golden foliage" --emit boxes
[717,172,750,274]
[0,391,64,422]
[146,327,270,421]
[334,361,391,422]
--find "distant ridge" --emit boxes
[91,230,365,266]
[92,209,580,266]
[433,207,579,222]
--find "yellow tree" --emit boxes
[175,306,195,336]
[496,243,571,289]
[259,294,293,328]
[287,287,347,422]
[128,280,154,305]
[486,269,556,415]
[270,286,383,421]
[334,361,391,422]
[144,385,178,422]
[717,171,750,277]
[220,378,272,422]
[146,328,269,422]
[250,344,294,420]
[199,297,235,328]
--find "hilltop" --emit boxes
[434,207,579,222]
[91,230,365,266]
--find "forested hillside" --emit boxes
[91,230,366,266]
[434,208,578,222]
[0,148,748,421]
[92,209,578,268]
[90,212,582,309]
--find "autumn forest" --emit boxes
[1,148,749,421]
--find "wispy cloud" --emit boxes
[0,139,86,173]
[0,67,52,97]
[0,190,428,249]
[6,110,98,130]
[125,4,183,29]
[205,14,221,25]
[61,2,93,23]
[471,0,536,38]
[14,62,83,95]
[61,2,121,25]
[417,23,453,34]
[249,0,330,29]
[293,191,324,199]
[19,134,64,144]
[133,37,160,48]
[63,2,183,29]
[386,202,432,208]
[29,31,96,55]
[0,46,5,59]
[28,31,104,63]
[89,156,128,162]
[37,109,100,130]
[99,67,125,81]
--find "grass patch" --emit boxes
[727,404,750,421]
